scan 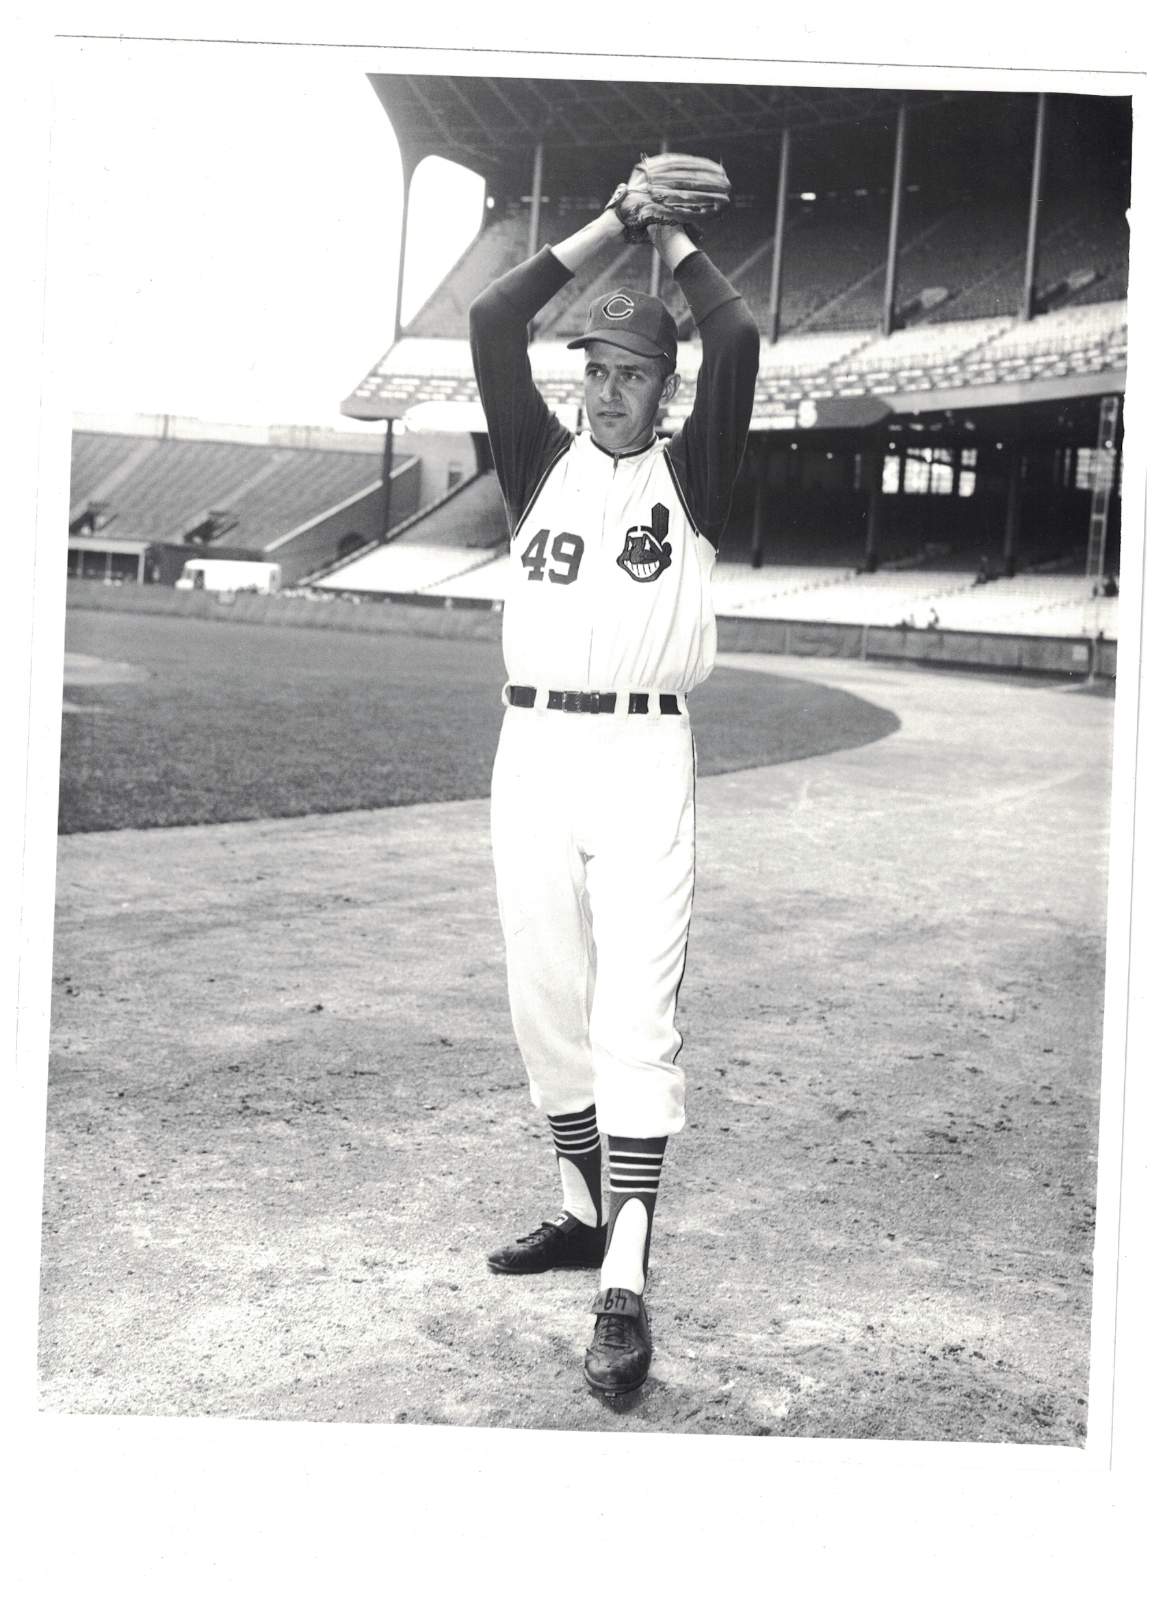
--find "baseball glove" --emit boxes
[604,153,731,245]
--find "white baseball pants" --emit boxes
[490,700,695,1138]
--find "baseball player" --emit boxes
[468,156,758,1396]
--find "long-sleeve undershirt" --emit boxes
[469,246,758,551]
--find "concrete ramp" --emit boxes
[314,542,502,595]
[308,469,511,594]
[393,471,509,549]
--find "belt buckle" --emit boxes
[553,690,615,714]
[562,690,598,714]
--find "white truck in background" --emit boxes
[175,559,282,594]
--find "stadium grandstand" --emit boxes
[66,413,481,588]
[67,79,1128,675]
[317,77,1127,669]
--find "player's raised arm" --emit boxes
[549,207,625,273]
[468,211,627,530]
[658,228,760,551]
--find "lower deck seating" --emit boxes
[316,551,1119,638]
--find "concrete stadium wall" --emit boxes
[67,580,1116,677]
[403,431,479,505]
[65,578,505,642]
[717,615,1117,679]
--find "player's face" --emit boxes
[582,341,676,454]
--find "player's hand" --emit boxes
[604,153,731,245]
[646,222,700,271]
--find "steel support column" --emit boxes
[392,156,419,344]
[380,421,396,544]
[768,127,791,343]
[1020,93,1047,322]
[750,440,767,568]
[882,104,908,337]
[1003,446,1022,576]
[650,137,669,299]
[528,141,544,260]
[865,441,883,571]
[1048,444,1063,557]
[1085,394,1121,577]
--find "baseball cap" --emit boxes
[566,289,679,371]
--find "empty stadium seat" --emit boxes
[833,319,1010,376]
[711,563,856,614]
[759,331,876,374]
[973,301,1127,359]
[710,566,1118,638]
[915,575,1117,637]
[69,431,384,548]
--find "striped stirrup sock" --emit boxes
[547,1105,604,1228]
[602,1134,668,1291]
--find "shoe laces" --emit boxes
[593,1313,635,1348]
[515,1220,563,1246]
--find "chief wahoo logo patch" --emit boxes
[616,503,672,583]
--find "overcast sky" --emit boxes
[51,38,484,432]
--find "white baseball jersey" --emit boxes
[504,432,717,696]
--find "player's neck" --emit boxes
[589,432,657,461]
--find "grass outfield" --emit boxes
[59,610,900,833]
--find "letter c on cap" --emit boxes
[603,294,635,320]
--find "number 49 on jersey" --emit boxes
[521,529,585,585]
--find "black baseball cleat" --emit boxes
[584,1287,652,1396]
[487,1212,607,1275]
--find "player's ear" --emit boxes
[661,370,681,404]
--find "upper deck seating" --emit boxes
[386,182,1129,352]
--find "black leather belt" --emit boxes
[507,685,682,716]
[547,690,617,714]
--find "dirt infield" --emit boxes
[40,654,1112,1440]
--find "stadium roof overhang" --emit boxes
[369,76,967,199]
[344,78,1130,436]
